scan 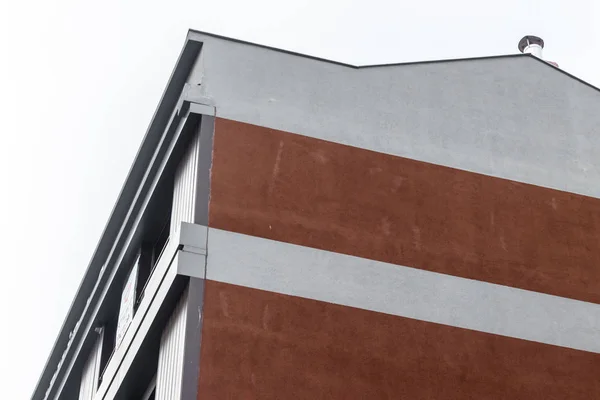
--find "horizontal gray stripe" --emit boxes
[206,228,600,353]
[190,32,600,199]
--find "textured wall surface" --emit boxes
[189,31,600,199]
[197,281,600,400]
[197,117,600,398]
[205,228,600,354]
[209,118,600,304]
[184,32,600,399]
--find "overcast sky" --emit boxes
[0,0,598,398]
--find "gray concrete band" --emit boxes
[206,228,600,354]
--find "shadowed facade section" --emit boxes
[197,281,600,399]
[208,118,600,304]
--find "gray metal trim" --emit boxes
[186,30,524,69]
[180,277,204,400]
[179,220,208,249]
[176,251,206,279]
[178,114,212,400]
[49,107,189,400]
[93,239,179,399]
[188,29,600,94]
[193,115,214,228]
[96,222,208,400]
[35,99,213,400]
[31,35,205,400]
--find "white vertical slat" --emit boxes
[171,130,201,235]
[78,330,103,400]
[156,288,189,400]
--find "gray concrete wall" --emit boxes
[187,31,600,198]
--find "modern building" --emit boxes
[32,31,600,399]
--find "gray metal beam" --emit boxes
[180,277,205,400]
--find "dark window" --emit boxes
[136,206,171,308]
[97,310,117,385]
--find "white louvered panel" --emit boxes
[171,130,201,235]
[78,330,103,400]
[156,287,189,400]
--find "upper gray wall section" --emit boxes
[187,31,600,198]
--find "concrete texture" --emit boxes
[189,31,600,200]
[206,227,600,354]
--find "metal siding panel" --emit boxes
[156,288,189,400]
[171,128,201,235]
[193,116,214,227]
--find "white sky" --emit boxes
[0,0,598,398]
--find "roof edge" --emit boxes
[188,29,600,94]
[188,29,526,68]
[524,53,600,94]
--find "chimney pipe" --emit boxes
[518,35,544,59]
